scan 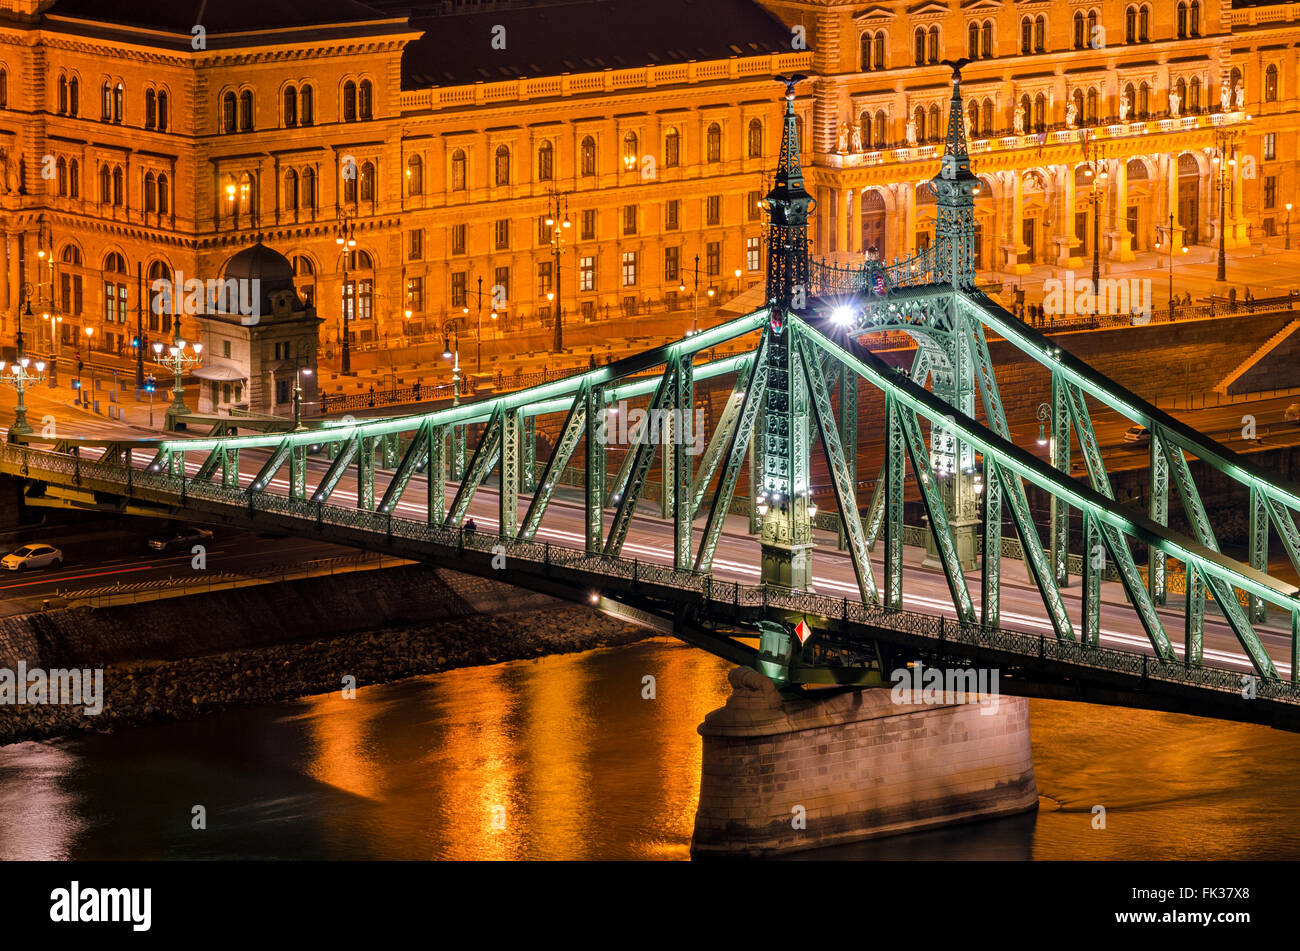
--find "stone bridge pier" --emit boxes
[691,667,1038,857]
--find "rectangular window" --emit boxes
[581,208,596,240]
[494,219,510,250]
[581,300,595,321]
[538,215,550,244]
[450,224,465,255]
[706,241,720,277]
[665,246,680,282]
[622,296,637,316]
[451,272,467,308]
[623,205,637,235]
[1265,133,1277,161]
[494,266,510,302]
[622,251,637,286]
[1265,176,1277,210]
[665,199,679,231]
[746,236,760,271]
[537,261,553,297]
[707,195,720,226]
[223,340,232,358]
[748,190,761,222]
[407,276,424,314]
[579,256,595,292]
[409,229,424,261]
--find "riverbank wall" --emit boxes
[0,564,651,746]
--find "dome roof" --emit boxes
[224,241,294,287]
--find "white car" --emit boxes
[1,544,63,571]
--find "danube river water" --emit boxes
[3,637,1300,860]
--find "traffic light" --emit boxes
[132,337,140,348]
[72,380,81,390]
[77,358,84,374]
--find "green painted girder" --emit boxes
[994,458,1077,643]
[518,381,588,543]
[290,445,307,500]
[1149,428,1169,605]
[862,459,888,551]
[221,447,239,489]
[894,395,975,622]
[982,457,1002,629]
[522,416,537,494]
[1250,486,1268,623]
[451,424,466,482]
[966,295,1300,516]
[1159,434,1276,677]
[357,435,376,511]
[501,408,521,540]
[378,421,430,514]
[250,439,292,492]
[312,436,358,503]
[605,366,674,560]
[696,333,771,574]
[428,425,446,524]
[883,394,905,610]
[446,409,502,529]
[1065,382,1174,661]
[1050,374,1070,587]
[1264,495,1300,589]
[164,310,769,457]
[672,353,694,571]
[1186,560,1206,667]
[689,356,754,518]
[796,328,878,605]
[584,386,604,556]
[1293,610,1299,685]
[608,435,638,509]
[194,444,222,482]
[1081,509,1101,647]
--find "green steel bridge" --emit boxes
[4,70,1300,729]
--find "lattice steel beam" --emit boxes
[605,368,674,559]
[519,382,588,542]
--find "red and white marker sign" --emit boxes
[795,620,813,644]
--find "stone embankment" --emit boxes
[0,564,651,746]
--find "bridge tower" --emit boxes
[757,78,815,591]
[921,63,983,570]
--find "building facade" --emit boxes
[0,0,1296,379]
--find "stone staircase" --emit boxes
[1214,317,1300,394]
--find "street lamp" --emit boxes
[734,267,743,296]
[293,366,313,430]
[1212,124,1246,283]
[1080,140,1107,288]
[0,304,45,440]
[464,275,502,373]
[335,208,358,375]
[1036,401,1051,446]
[155,322,202,430]
[1153,213,1188,314]
[546,189,571,353]
[1287,203,1293,251]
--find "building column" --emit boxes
[1002,170,1029,274]
[833,189,847,256]
[902,184,916,259]
[0,233,9,333]
[848,187,862,256]
[1056,165,1080,267]
[1165,154,1185,253]
[1108,157,1135,261]
[1229,150,1249,248]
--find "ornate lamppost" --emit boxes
[154,320,202,430]
[335,208,358,375]
[1154,213,1188,314]
[0,302,45,440]
[1212,123,1247,284]
[1079,138,1108,288]
[545,189,571,353]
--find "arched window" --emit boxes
[238,171,254,216]
[56,157,67,196]
[915,27,926,65]
[1033,93,1046,131]
[537,140,553,181]
[1086,87,1098,123]
[302,167,315,209]
[1266,64,1279,102]
[0,68,6,109]
[927,25,939,63]
[104,253,128,327]
[292,255,315,306]
[1072,88,1084,120]
[343,165,357,204]
[157,90,168,131]
[747,118,762,158]
[111,165,123,206]
[156,173,168,214]
[113,82,123,122]
[861,110,874,147]
[874,31,886,68]
[68,158,79,199]
[68,76,78,116]
[1176,77,1187,110]
[928,103,941,141]
[284,168,299,210]
[300,86,314,125]
[581,136,596,176]
[914,105,926,142]
[407,155,422,196]
[494,144,510,185]
[875,109,888,145]
[1190,0,1201,35]
[1087,8,1099,39]
[1020,93,1031,127]
[1124,83,1136,117]
[359,160,375,202]
[97,165,109,203]
[664,128,679,167]
[981,20,992,57]
[706,122,721,162]
[1074,11,1085,48]
[968,21,980,60]
[967,99,979,136]
[1138,4,1150,41]
[451,149,467,190]
[59,75,68,114]
[63,245,85,317]
[1034,15,1045,52]
[1190,76,1202,111]
[1020,17,1032,54]
[1125,6,1137,43]
[1177,1,1188,38]
[102,81,112,121]
[358,79,373,120]
[982,98,993,132]
[147,259,168,324]
[145,89,156,129]
[862,32,874,70]
[238,89,253,131]
[343,80,357,122]
[622,130,638,169]
[222,91,236,133]
[144,171,156,212]
[1138,81,1150,117]
[284,86,297,127]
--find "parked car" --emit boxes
[147,526,214,553]
[1,544,63,571]
[1122,425,1151,445]
[1285,402,1300,423]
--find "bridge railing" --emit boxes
[4,441,1292,702]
